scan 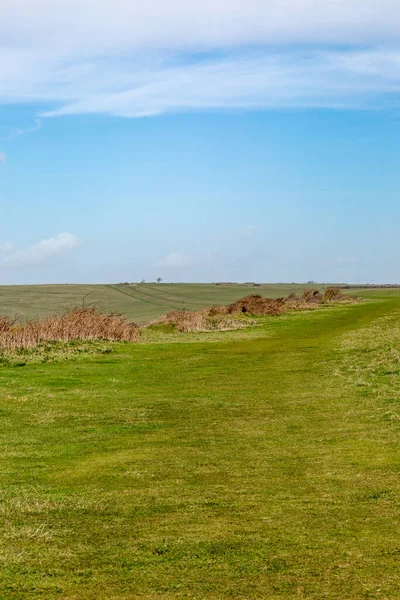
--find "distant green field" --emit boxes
[0,283,345,324]
[0,292,399,598]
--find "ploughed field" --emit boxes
[0,282,345,324]
[0,289,399,598]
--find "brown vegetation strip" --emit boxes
[0,308,140,350]
[0,287,354,349]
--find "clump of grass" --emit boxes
[0,307,139,351]
[0,317,14,333]
[324,286,341,302]
[301,288,318,302]
[285,287,358,310]
[0,340,113,367]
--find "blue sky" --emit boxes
[1,1,400,283]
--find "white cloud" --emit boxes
[5,48,400,118]
[0,2,400,116]
[154,252,192,268]
[3,232,79,266]
[0,242,13,252]
[1,1,400,53]
[0,152,6,164]
[2,119,42,141]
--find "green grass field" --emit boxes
[0,283,342,324]
[0,289,399,598]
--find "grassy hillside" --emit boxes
[0,293,399,598]
[0,283,342,324]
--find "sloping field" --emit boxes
[0,283,342,324]
[0,292,398,598]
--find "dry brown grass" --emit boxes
[208,305,229,316]
[163,309,245,333]
[161,294,289,332]
[164,310,205,332]
[324,286,341,302]
[0,317,14,333]
[0,308,140,350]
[301,288,318,302]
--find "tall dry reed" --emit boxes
[0,308,139,350]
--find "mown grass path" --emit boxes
[0,296,399,598]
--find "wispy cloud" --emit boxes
[24,49,400,117]
[0,152,6,164]
[2,233,79,266]
[2,119,42,141]
[0,1,400,117]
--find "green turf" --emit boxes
[0,293,399,598]
[0,282,342,324]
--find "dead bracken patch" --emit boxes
[0,307,140,350]
[227,295,286,316]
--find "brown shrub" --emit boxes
[301,288,317,302]
[324,286,341,302]
[0,308,139,350]
[308,290,323,304]
[227,295,286,316]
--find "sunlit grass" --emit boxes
[0,294,399,598]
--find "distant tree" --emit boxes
[157,277,162,284]
[140,279,146,284]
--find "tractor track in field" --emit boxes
[107,284,189,312]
